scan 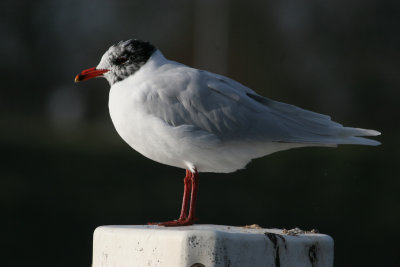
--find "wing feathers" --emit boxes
[144,65,380,146]
[245,92,381,145]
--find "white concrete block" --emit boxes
[92,225,333,267]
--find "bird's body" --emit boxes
[75,39,380,226]
[108,50,379,173]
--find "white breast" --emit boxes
[109,80,182,169]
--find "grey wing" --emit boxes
[145,68,380,146]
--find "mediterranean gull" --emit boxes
[75,39,380,226]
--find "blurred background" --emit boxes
[1,0,399,266]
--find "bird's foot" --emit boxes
[147,217,196,227]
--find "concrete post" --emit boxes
[92,224,333,267]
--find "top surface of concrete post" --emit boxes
[93,224,333,267]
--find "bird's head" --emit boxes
[75,39,156,85]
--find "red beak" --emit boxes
[74,67,109,82]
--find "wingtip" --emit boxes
[367,129,381,136]
[359,137,381,146]
[355,128,381,136]
[370,140,382,146]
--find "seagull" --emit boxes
[75,39,380,226]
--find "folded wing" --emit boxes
[143,65,380,146]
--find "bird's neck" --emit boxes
[145,50,169,69]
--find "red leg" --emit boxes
[178,170,192,220]
[149,169,199,227]
[183,170,199,225]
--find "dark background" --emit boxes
[1,0,399,266]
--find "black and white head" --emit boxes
[75,39,156,85]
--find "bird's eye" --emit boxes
[114,56,128,65]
